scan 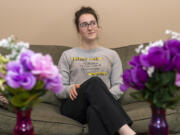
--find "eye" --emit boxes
[84,23,89,27]
[80,22,88,28]
[90,21,97,26]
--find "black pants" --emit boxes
[60,77,132,135]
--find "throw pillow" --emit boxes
[0,94,8,109]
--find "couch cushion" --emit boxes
[119,87,139,105]
[0,103,84,135]
[40,91,61,106]
[123,102,179,134]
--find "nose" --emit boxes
[87,24,93,30]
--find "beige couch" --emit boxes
[0,44,180,135]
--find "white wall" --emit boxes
[0,0,180,48]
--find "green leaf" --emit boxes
[10,92,30,108]
[168,85,176,96]
[167,96,180,103]
[30,88,47,98]
[23,93,39,106]
[145,83,154,90]
[144,91,151,100]
[153,90,163,108]
[130,91,144,101]
[159,72,175,86]
[10,90,43,109]
[145,71,175,92]
[5,86,25,95]
[161,89,171,102]
[33,80,44,90]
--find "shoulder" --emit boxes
[61,48,78,58]
[59,48,75,63]
[62,48,76,55]
[99,47,121,64]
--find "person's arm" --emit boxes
[109,51,124,100]
[56,52,74,99]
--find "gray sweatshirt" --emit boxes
[56,46,124,100]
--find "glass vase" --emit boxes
[149,105,168,135]
[14,109,34,135]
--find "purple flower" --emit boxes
[31,53,59,79]
[131,66,148,89]
[5,71,21,88]
[139,54,151,67]
[128,56,141,67]
[6,61,24,73]
[121,38,180,102]
[120,67,148,91]
[146,46,171,70]
[120,69,132,91]
[5,61,36,90]
[120,84,129,92]
[0,72,4,78]
[19,72,36,90]
[164,39,180,56]
[20,50,34,71]
[44,74,63,94]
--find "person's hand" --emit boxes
[69,84,80,101]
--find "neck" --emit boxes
[80,39,99,50]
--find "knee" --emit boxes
[86,106,96,116]
[88,77,104,85]
[87,106,93,114]
[80,77,107,93]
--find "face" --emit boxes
[78,14,98,41]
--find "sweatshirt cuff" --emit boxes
[56,84,74,99]
[110,85,124,100]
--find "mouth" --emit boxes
[88,32,95,35]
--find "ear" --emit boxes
[98,25,101,29]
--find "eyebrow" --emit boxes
[79,20,96,24]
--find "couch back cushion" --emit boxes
[30,45,71,65]
[0,44,146,106]
[113,44,144,105]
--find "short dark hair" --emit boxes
[74,6,99,32]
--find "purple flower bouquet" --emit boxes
[0,36,63,110]
[120,30,180,109]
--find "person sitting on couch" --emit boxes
[56,6,136,135]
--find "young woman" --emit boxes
[57,7,136,135]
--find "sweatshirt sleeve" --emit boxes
[109,51,124,100]
[56,52,73,99]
